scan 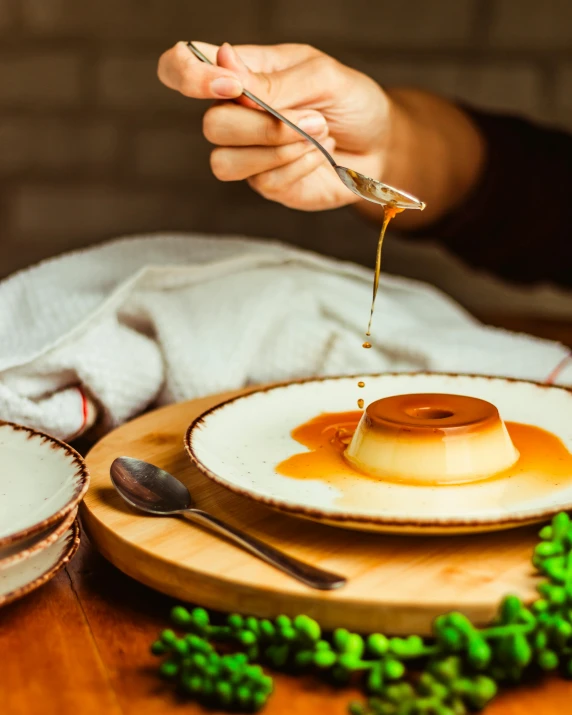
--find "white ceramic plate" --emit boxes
[0,518,80,607]
[0,421,89,548]
[186,373,572,534]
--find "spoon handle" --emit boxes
[181,508,346,590]
[186,41,337,169]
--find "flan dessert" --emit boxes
[344,393,519,484]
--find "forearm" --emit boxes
[357,89,486,230]
[358,95,572,288]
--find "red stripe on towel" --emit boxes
[545,353,572,385]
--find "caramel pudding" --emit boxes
[344,394,519,484]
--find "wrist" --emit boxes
[372,89,485,229]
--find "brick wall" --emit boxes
[0,0,571,315]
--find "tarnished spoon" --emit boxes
[110,456,346,591]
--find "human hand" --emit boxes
[158,41,392,211]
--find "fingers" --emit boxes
[158,41,243,99]
[158,40,346,109]
[210,138,329,182]
[203,102,327,147]
[220,43,320,73]
[247,137,336,199]
[216,43,342,109]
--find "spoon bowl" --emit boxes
[336,167,425,209]
[110,456,191,514]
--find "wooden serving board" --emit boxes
[83,387,542,636]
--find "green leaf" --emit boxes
[367,634,389,657]
[313,649,337,669]
[334,628,351,652]
[150,640,167,655]
[538,649,559,670]
[338,653,362,671]
[216,681,233,706]
[511,633,533,668]
[366,664,384,694]
[160,629,177,646]
[227,613,244,630]
[170,606,192,627]
[294,614,321,642]
[259,619,276,640]
[552,512,571,540]
[159,660,179,679]
[294,649,314,668]
[383,659,405,680]
[499,595,523,623]
[467,636,492,669]
[275,614,292,629]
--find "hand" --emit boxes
[158,41,391,211]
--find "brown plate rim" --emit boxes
[0,507,78,569]
[0,421,90,548]
[185,371,572,529]
[0,519,81,608]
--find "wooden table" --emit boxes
[1,317,571,715]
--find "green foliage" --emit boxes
[151,511,572,713]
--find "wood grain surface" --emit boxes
[83,387,549,636]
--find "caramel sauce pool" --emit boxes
[275,411,572,489]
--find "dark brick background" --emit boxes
[0,0,571,316]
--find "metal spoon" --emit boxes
[187,41,425,211]
[110,456,346,591]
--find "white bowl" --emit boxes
[0,421,89,548]
[0,518,80,607]
[0,507,77,567]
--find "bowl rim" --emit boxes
[0,506,78,569]
[0,421,90,548]
[0,519,80,608]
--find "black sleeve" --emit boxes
[407,106,572,289]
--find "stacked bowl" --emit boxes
[0,421,88,607]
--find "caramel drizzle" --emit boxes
[358,204,404,409]
[365,204,404,337]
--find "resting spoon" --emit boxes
[110,456,346,591]
[186,41,425,211]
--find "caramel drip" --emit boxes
[358,205,403,408]
[366,204,404,337]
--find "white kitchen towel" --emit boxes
[0,233,570,441]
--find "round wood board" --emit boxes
[82,387,542,636]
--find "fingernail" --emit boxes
[211,76,242,98]
[298,114,327,135]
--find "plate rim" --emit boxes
[0,421,90,548]
[185,372,572,529]
[0,518,81,608]
[0,506,78,570]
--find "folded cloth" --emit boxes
[0,233,569,441]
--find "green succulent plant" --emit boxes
[151,511,572,713]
